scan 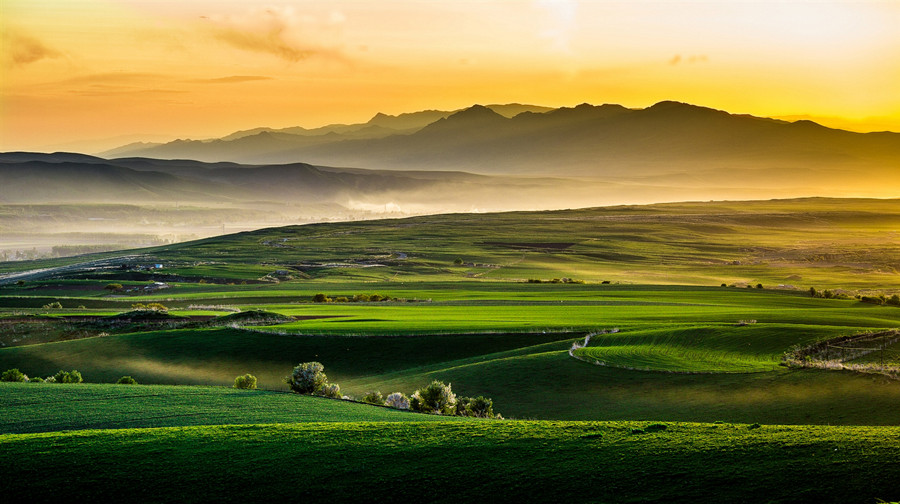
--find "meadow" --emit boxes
[2,198,900,501]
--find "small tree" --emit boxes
[233,373,257,389]
[385,392,409,410]
[286,362,328,394]
[410,380,457,415]
[361,391,385,405]
[809,287,818,298]
[1,368,28,382]
[105,283,124,292]
[453,258,464,266]
[117,375,138,385]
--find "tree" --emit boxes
[1,368,28,382]
[52,369,83,384]
[457,396,496,418]
[286,362,327,394]
[233,373,257,389]
[809,287,818,297]
[385,392,409,409]
[117,375,138,385]
[410,380,457,415]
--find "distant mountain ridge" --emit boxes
[99,101,900,183]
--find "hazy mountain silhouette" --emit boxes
[101,101,899,188]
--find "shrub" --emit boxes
[385,392,409,410]
[362,391,385,405]
[369,294,384,302]
[52,369,83,384]
[16,280,25,286]
[105,283,124,291]
[333,296,349,303]
[317,382,341,399]
[312,293,331,303]
[888,294,900,307]
[117,375,138,385]
[42,301,63,309]
[645,423,668,432]
[453,258,464,266]
[286,361,327,394]
[860,296,884,305]
[457,396,496,418]
[30,376,44,383]
[756,283,763,289]
[1,368,28,382]
[233,373,257,389]
[809,287,818,297]
[410,381,457,415]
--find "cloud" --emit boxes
[203,7,340,63]
[188,75,273,84]
[4,30,62,67]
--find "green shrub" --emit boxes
[333,296,349,303]
[30,376,44,383]
[286,362,327,394]
[410,381,457,415]
[888,295,900,307]
[456,395,497,418]
[1,368,28,382]
[52,370,83,384]
[42,301,63,309]
[312,293,331,303]
[645,423,668,432]
[105,283,124,291]
[317,382,341,399]
[453,258,464,266]
[117,376,138,385]
[362,391,385,405]
[233,373,257,389]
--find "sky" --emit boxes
[2,0,899,152]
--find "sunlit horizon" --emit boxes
[3,0,899,152]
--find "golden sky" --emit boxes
[2,0,899,152]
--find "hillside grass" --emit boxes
[0,383,456,434]
[3,421,899,503]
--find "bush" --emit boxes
[52,369,83,384]
[888,295,900,307]
[457,395,496,418]
[105,283,124,291]
[131,302,168,312]
[317,382,341,399]
[1,368,28,382]
[233,373,257,389]
[453,258,464,266]
[30,376,44,383]
[312,293,331,303]
[385,392,410,410]
[286,362,328,394]
[410,381,457,415]
[42,301,63,309]
[362,391,385,405]
[117,375,138,385]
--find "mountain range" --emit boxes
[100,101,900,186]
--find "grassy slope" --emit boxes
[0,383,458,434]
[4,198,900,289]
[2,421,898,503]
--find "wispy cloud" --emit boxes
[203,7,341,63]
[4,30,62,67]
[187,75,273,84]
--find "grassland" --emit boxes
[3,198,900,501]
[3,420,899,503]
[0,382,459,434]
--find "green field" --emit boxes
[3,419,899,503]
[3,198,900,501]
